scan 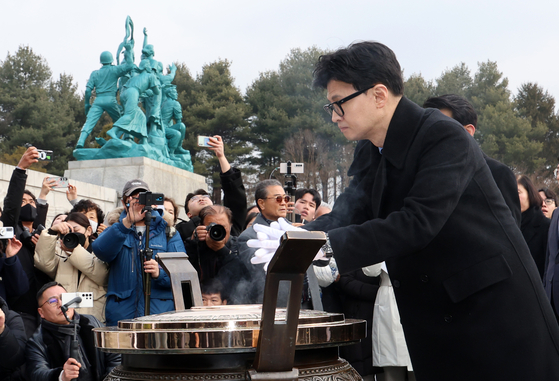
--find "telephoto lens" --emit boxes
[206,223,226,241]
[62,232,86,250]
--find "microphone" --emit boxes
[61,297,82,313]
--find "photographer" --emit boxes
[92,179,186,326]
[185,205,250,305]
[25,282,120,381]
[34,213,108,323]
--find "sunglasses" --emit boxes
[265,195,291,203]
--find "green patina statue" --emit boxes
[73,16,193,172]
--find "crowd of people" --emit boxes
[2,41,559,381]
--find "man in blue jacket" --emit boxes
[92,179,186,326]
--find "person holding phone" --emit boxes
[92,179,186,325]
[25,282,120,381]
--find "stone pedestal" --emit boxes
[64,157,207,219]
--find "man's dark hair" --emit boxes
[539,187,557,206]
[313,41,404,96]
[23,190,37,203]
[423,94,478,128]
[517,175,543,209]
[70,199,105,224]
[254,179,283,212]
[201,278,225,300]
[199,205,233,225]
[294,188,322,208]
[184,189,210,214]
[36,281,65,303]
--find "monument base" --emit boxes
[64,157,207,219]
[73,138,194,172]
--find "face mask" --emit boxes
[88,219,98,233]
[20,204,37,222]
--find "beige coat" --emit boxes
[34,230,109,323]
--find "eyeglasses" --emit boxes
[40,296,61,308]
[265,195,291,203]
[190,195,211,202]
[323,85,375,117]
[544,198,556,206]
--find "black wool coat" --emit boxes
[520,205,550,278]
[305,97,559,381]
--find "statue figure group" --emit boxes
[74,16,191,171]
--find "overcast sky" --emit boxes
[2,1,559,105]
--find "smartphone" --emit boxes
[197,136,212,147]
[0,227,14,240]
[47,176,69,188]
[61,292,94,308]
[37,149,53,161]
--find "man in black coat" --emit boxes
[304,41,559,380]
[25,282,120,381]
[423,94,521,227]
[184,205,250,304]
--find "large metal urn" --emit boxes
[94,231,366,381]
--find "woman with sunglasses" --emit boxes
[34,212,108,323]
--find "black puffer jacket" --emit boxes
[25,314,120,381]
[0,296,26,381]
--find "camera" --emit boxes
[206,223,227,241]
[21,224,45,247]
[62,232,86,250]
[138,191,164,205]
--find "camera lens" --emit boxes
[206,223,226,241]
[62,232,86,249]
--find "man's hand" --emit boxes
[122,198,146,228]
[17,146,39,170]
[0,308,5,335]
[144,259,160,278]
[66,184,78,202]
[194,225,208,242]
[5,237,22,258]
[39,176,57,200]
[62,358,81,381]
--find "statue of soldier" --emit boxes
[141,28,164,137]
[76,44,134,148]
[161,85,188,155]
[106,59,161,144]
